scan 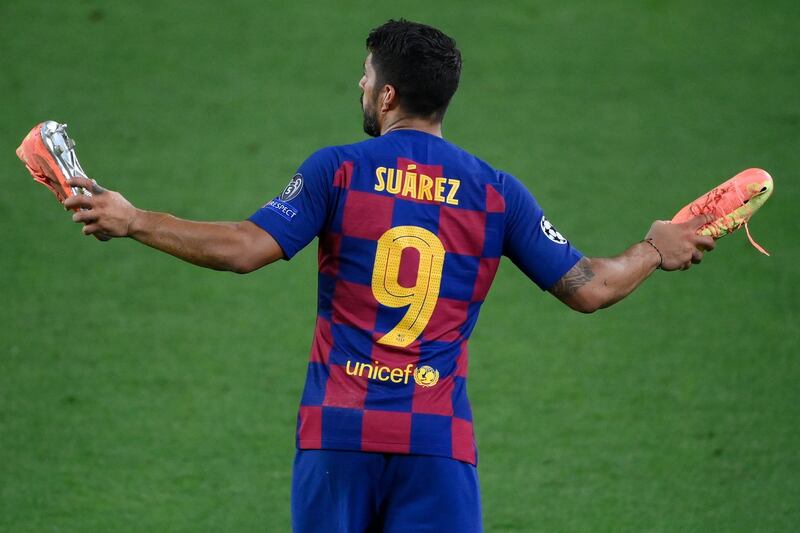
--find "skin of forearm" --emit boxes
[551,241,661,313]
[128,209,249,272]
[587,241,661,310]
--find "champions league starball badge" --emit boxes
[540,215,567,244]
[280,173,304,202]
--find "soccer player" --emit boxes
[64,19,714,533]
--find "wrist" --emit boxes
[127,208,147,238]
[641,238,663,270]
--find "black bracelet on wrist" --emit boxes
[643,239,663,270]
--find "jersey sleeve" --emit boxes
[501,173,583,290]
[247,148,338,260]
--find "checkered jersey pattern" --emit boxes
[248,130,582,465]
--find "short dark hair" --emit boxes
[366,19,462,122]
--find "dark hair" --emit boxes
[366,19,462,122]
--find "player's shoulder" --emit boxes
[300,136,379,169]
[324,133,400,156]
[301,144,343,167]
[444,144,522,194]
[295,142,362,185]
[431,135,520,190]
[446,149,532,207]
[441,138,498,172]
[306,132,519,191]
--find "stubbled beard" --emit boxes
[361,94,380,137]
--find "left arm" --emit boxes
[549,243,659,313]
[550,217,715,313]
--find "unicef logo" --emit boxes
[413,365,439,387]
[540,216,567,244]
[280,173,304,202]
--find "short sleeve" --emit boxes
[501,173,583,290]
[247,148,337,259]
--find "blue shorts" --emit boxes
[291,449,482,533]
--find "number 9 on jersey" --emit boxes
[371,226,445,347]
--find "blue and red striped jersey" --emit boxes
[248,129,582,464]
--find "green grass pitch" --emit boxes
[1,0,798,531]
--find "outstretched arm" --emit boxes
[63,177,283,273]
[550,215,715,313]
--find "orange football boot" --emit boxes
[672,168,773,255]
[16,121,92,209]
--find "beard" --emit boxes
[361,94,381,137]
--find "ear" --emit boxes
[379,84,397,113]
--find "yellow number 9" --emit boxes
[372,226,445,347]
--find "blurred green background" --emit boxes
[1,0,798,531]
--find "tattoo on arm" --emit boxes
[550,257,595,297]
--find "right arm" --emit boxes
[64,176,283,273]
[127,212,283,273]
